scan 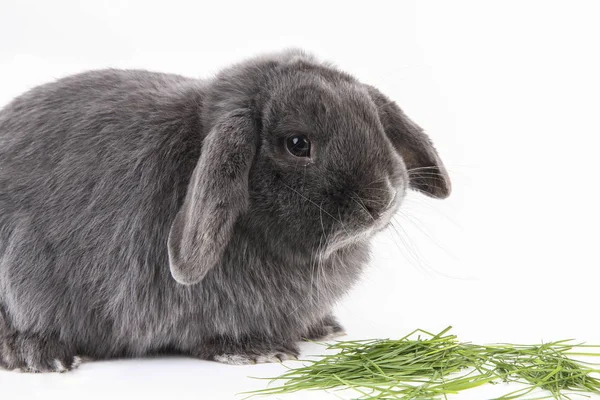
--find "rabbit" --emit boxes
[0,49,451,373]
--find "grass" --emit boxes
[246,327,600,399]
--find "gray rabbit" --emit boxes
[0,50,450,372]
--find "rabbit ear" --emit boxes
[366,86,451,199]
[168,110,258,285]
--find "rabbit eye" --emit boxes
[286,135,311,158]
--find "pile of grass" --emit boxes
[248,327,600,399]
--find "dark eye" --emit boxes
[286,135,311,158]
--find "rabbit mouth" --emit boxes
[373,193,402,232]
[322,196,401,258]
[322,229,374,259]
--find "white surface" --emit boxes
[1,0,599,399]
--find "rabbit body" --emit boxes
[0,51,449,371]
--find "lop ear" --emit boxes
[168,110,258,285]
[366,85,451,199]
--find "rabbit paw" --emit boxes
[209,341,299,365]
[1,331,81,373]
[304,314,346,340]
[214,351,297,365]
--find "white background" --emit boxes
[1,0,599,399]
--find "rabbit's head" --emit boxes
[168,50,451,285]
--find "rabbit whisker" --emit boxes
[362,176,391,189]
[386,219,433,277]
[392,212,456,261]
[283,183,341,224]
[408,171,448,178]
[407,166,441,172]
[391,216,466,280]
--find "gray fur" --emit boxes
[0,49,450,372]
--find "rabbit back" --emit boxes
[0,70,207,357]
